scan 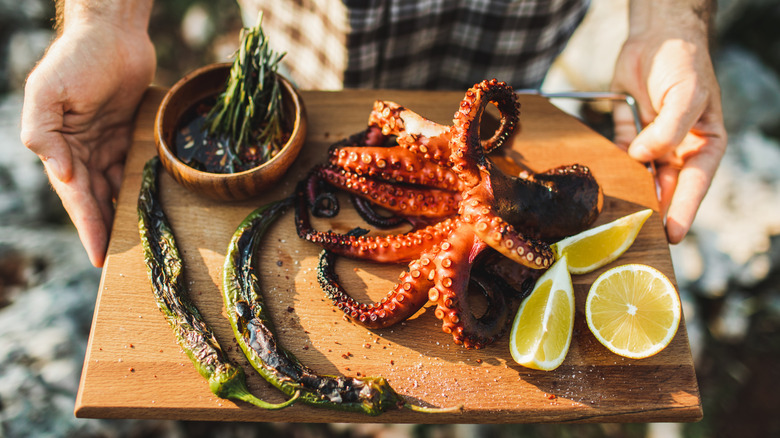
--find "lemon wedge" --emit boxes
[585,264,681,359]
[509,256,574,371]
[551,209,653,275]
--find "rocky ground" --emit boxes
[1,0,779,437]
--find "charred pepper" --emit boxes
[138,157,298,409]
[222,196,462,415]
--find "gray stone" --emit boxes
[7,29,54,90]
[716,46,780,134]
[0,93,66,226]
[0,0,51,23]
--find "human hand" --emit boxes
[611,0,727,244]
[21,4,155,267]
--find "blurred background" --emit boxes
[1,0,779,436]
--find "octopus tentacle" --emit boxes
[328,146,464,191]
[454,269,517,348]
[395,134,453,168]
[460,188,554,269]
[329,125,392,149]
[314,165,460,218]
[317,244,435,329]
[369,100,449,140]
[350,195,409,229]
[427,225,493,348]
[368,97,519,166]
[295,184,458,263]
[349,196,438,230]
[450,79,520,187]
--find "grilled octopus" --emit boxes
[295,79,602,348]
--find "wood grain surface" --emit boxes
[74,87,702,424]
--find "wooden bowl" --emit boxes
[155,63,307,200]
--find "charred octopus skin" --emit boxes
[295,79,603,348]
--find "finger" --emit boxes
[628,85,708,163]
[91,170,116,236]
[611,101,638,150]
[48,164,109,267]
[662,139,723,244]
[655,164,678,220]
[106,162,125,199]
[25,132,75,184]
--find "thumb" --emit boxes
[25,132,75,184]
[21,65,75,182]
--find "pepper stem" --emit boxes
[232,388,301,410]
[404,402,464,414]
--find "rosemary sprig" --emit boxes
[204,13,286,168]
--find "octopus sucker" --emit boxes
[298,79,603,349]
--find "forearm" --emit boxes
[627,0,715,42]
[55,0,154,34]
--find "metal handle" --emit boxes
[517,89,660,199]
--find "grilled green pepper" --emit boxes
[138,157,298,409]
[222,197,462,415]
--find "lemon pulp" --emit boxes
[585,264,681,359]
[552,209,652,274]
[509,257,574,370]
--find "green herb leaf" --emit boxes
[204,12,287,167]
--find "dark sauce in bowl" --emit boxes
[174,98,289,174]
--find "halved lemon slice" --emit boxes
[551,209,653,274]
[585,264,681,359]
[509,256,574,371]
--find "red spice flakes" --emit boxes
[129,367,135,373]
[390,360,395,366]
[363,343,371,349]
[476,359,483,364]
[302,345,309,350]
[356,372,362,377]
[545,393,557,400]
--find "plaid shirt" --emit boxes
[238,0,589,91]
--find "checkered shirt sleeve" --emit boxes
[238,0,589,91]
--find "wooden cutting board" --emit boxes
[74,86,702,423]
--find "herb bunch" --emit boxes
[204,13,287,166]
